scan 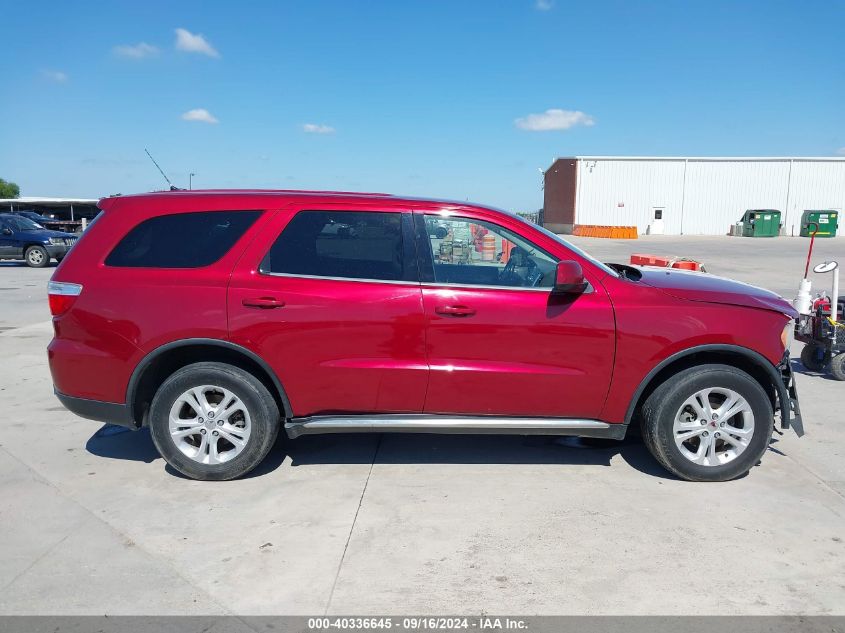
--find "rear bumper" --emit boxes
[54,390,137,429]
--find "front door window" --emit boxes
[422,215,558,289]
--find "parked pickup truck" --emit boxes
[0,213,78,267]
[47,190,802,481]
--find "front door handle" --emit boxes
[242,297,286,309]
[435,304,476,317]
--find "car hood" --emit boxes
[15,228,75,240]
[634,266,798,318]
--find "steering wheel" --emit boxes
[500,246,523,279]
[501,247,538,286]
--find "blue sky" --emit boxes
[1,0,843,211]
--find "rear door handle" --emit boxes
[242,297,285,309]
[435,304,476,317]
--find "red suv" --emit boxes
[47,190,802,481]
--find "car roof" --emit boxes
[99,189,486,211]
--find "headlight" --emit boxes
[781,321,794,350]
[49,237,64,245]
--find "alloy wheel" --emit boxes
[672,387,755,467]
[168,385,252,465]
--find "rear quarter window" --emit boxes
[261,210,413,282]
[105,210,260,268]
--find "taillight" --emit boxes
[48,281,82,316]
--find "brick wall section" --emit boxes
[542,158,578,233]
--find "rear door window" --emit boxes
[105,210,260,268]
[261,210,415,282]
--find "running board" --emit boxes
[284,414,626,440]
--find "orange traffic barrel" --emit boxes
[482,234,496,261]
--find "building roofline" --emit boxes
[0,197,99,204]
[554,156,845,163]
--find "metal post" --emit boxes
[679,158,688,235]
[784,159,794,234]
[70,204,74,222]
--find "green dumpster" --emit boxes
[740,209,781,237]
[800,210,839,237]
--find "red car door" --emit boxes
[415,209,616,419]
[228,204,429,416]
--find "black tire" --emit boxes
[24,245,49,268]
[641,364,773,482]
[800,343,825,372]
[149,362,281,480]
[434,226,448,239]
[830,353,845,381]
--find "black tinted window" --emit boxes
[106,211,260,268]
[263,210,410,281]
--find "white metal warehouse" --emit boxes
[542,156,845,236]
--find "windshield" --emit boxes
[511,213,620,278]
[4,216,44,231]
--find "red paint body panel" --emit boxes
[635,266,799,317]
[227,204,429,416]
[597,274,792,423]
[48,195,273,403]
[48,189,794,427]
[420,285,614,417]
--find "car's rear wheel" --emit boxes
[149,362,280,480]
[641,364,773,482]
[24,245,49,268]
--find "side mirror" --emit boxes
[553,260,588,294]
[1,228,12,236]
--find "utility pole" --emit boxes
[189,173,196,190]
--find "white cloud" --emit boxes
[181,108,219,124]
[515,109,595,131]
[302,123,336,134]
[114,42,159,58]
[535,0,554,10]
[175,28,220,58]
[42,69,68,83]
[837,147,845,156]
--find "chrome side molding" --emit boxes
[284,414,626,440]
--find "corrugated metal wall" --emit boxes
[576,160,686,234]
[575,158,845,235]
[787,161,845,233]
[681,160,790,234]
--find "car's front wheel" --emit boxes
[641,364,773,482]
[24,245,49,268]
[149,362,281,480]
